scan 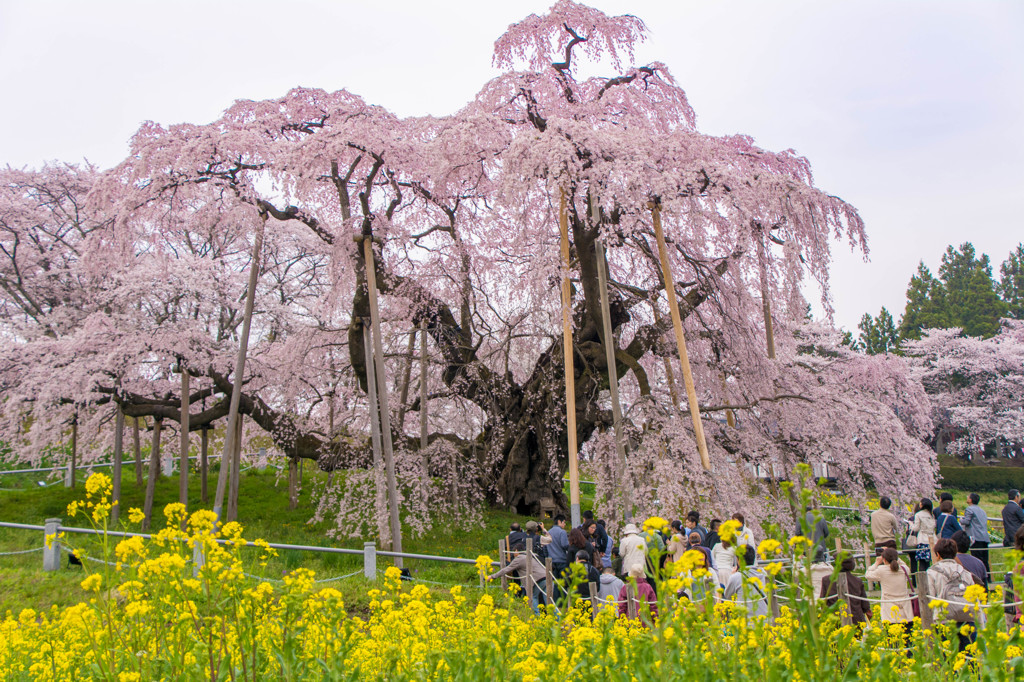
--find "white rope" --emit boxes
[313,569,363,584]
[242,572,285,584]
[0,546,44,556]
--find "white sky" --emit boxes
[1,0,1021,332]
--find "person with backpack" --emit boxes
[596,565,624,613]
[909,498,937,575]
[926,538,982,651]
[524,521,547,561]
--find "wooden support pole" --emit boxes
[227,414,242,522]
[559,189,581,527]
[525,538,535,602]
[651,204,711,471]
[588,581,599,616]
[396,329,416,431]
[66,415,78,488]
[200,426,209,504]
[214,211,265,521]
[133,417,142,486]
[757,235,776,359]
[288,457,298,510]
[363,321,389,546]
[363,236,403,566]
[112,406,124,525]
[179,370,189,508]
[142,417,162,531]
[626,582,638,619]
[769,576,781,622]
[419,320,428,450]
[592,189,630,519]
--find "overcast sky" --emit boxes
[2,0,1021,332]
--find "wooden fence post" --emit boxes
[545,557,554,605]
[915,570,933,630]
[112,406,124,525]
[525,538,535,604]
[498,539,508,593]
[588,581,599,616]
[626,582,638,619]
[836,572,852,626]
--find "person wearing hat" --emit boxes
[524,521,547,560]
[619,523,646,578]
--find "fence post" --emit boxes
[588,581,599,616]
[836,572,852,626]
[43,518,61,571]
[364,542,377,579]
[545,557,554,605]
[915,570,932,630]
[769,575,781,622]
[192,541,205,578]
[626,582,638,619]
[498,539,508,593]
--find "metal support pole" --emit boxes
[559,189,581,527]
[651,203,711,471]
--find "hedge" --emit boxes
[939,465,1024,491]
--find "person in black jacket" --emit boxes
[1003,490,1024,546]
[821,557,871,624]
[703,519,721,550]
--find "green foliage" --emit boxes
[939,465,1024,491]
[1000,243,1024,320]
[855,306,899,354]
[899,243,1006,340]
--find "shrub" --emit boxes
[939,466,1024,491]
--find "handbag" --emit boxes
[900,565,921,618]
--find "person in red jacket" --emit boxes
[618,564,658,622]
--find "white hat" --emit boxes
[622,523,640,535]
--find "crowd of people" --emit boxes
[483,489,1024,650]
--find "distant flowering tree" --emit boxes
[905,320,1024,459]
[0,2,938,531]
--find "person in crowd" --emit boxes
[667,521,688,563]
[808,548,834,598]
[569,527,597,567]
[909,498,936,575]
[936,500,963,539]
[732,513,756,556]
[597,565,624,613]
[821,556,870,624]
[703,519,721,550]
[687,531,714,570]
[722,564,769,618]
[951,530,987,587]
[618,564,658,621]
[803,505,830,560]
[935,492,957,519]
[569,549,602,604]
[545,514,571,581]
[927,538,981,652]
[485,541,548,614]
[610,546,623,578]
[685,511,708,544]
[582,511,610,556]
[582,522,603,564]
[595,519,614,569]
[619,523,646,577]
[1010,526,1024,629]
[711,536,737,586]
[640,520,667,590]
[1002,489,1024,547]
[508,522,527,548]
[524,521,547,560]
[870,496,900,553]
[960,493,990,576]
[864,547,915,629]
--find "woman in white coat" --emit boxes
[711,539,737,586]
[909,498,936,575]
[864,547,915,626]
